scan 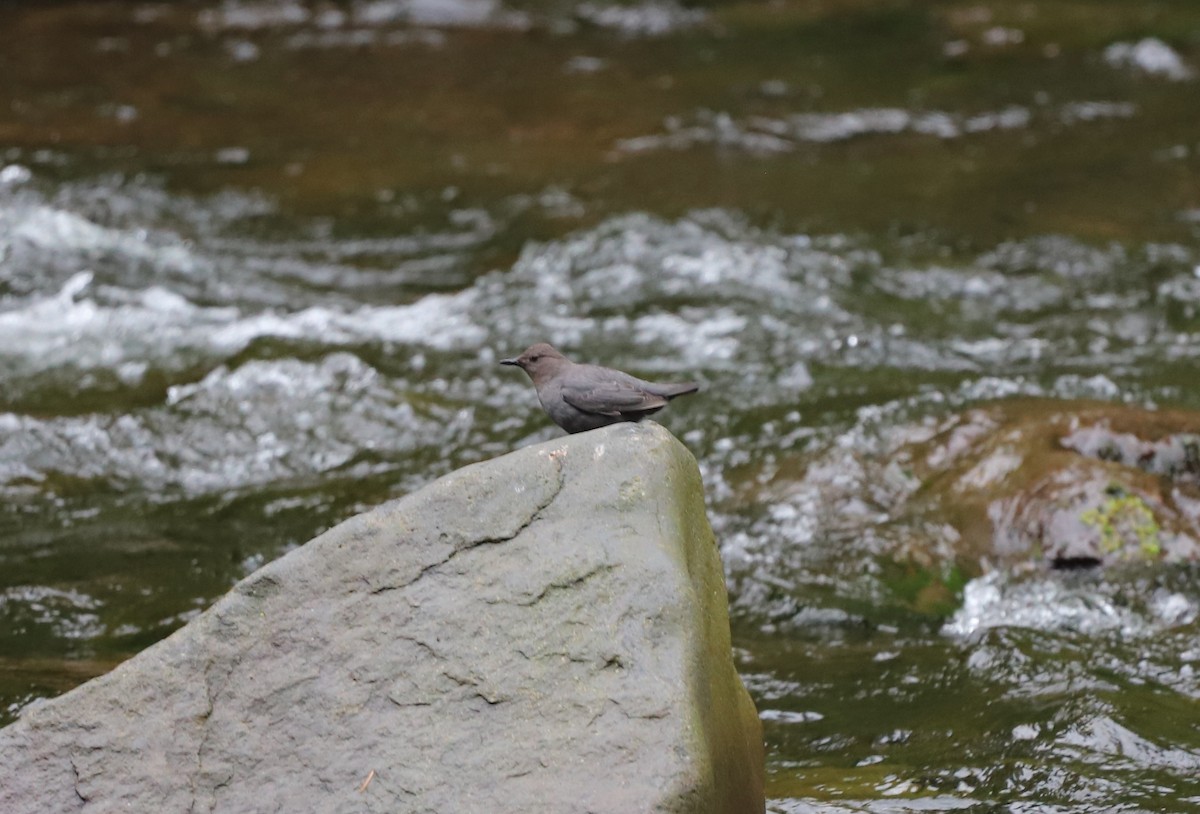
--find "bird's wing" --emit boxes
[561,377,668,416]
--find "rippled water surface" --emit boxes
[2,0,1200,810]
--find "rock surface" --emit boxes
[0,422,763,813]
[906,399,1200,568]
[718,399,1200,623]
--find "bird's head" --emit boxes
[500,343,570,382]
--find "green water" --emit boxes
[1,1,1199,810]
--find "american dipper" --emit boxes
[500,343,699,434]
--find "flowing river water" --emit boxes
[2,1,1200,810]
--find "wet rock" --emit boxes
[725,399,1200,621]
[0,422,763,813]
[907,399,1200,569]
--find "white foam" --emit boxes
[0,274,237,373]
[942,572,1150,639]
[0,270,483,379]
[575,0,706,36]
[614,101,1136,157]
[0,202,203,280]
[0,354,466,494]
[1058,714,1200,771]
[198,0,311,31]
[0,164,32,186]
[0,586,105,640]
[1104,38,1194,81]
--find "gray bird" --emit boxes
[500,343,699,434]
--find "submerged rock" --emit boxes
[726,398,1200,621]
[908,399,1200,568]
[0,422,763,813]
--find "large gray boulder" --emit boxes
[0,421,764,813]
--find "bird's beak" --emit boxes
[499,357,520,367]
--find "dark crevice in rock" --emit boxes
[443,670,477,688]
[513,648,593,664]
[585,707,606,729]
[210,773,235,812]
[397,634,444,661]
[191,655,224,814]
[611,698,670,721]
[373,455,567,596]
[515,563,617,607]
[1051,555,1103,570]
[69,756,87,806]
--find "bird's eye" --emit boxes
[529,354,541,362]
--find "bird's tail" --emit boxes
[654,381,700,400]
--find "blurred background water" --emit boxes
[2,1,1200,810]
